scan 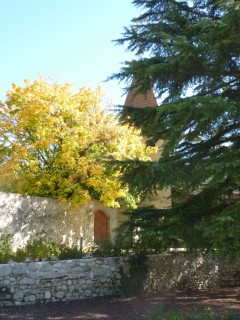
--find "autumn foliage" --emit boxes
[0,78,155,207]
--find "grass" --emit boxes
[147,305,240,320]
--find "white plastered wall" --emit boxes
[142,139,172,209]
[0,192,119,250]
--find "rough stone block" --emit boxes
[44,291,51,299]
[24,294,35,303]
[40,271,67,279]
[12,264,27,275]
[55,291,65,299]
[13,291,24,301]
[84,289,92,297]
[0,265,11,277]
[19,277,35,285]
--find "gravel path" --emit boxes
[0,287,240,320]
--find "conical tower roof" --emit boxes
[124,80,157,108]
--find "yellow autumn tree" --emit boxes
[0,78,155,207]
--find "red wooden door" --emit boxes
[94,211,108,244]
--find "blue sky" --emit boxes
[1,0,140,106]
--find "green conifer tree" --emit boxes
[111,0,240,256]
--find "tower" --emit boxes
[124,80,171,209]
[124,81,157,108]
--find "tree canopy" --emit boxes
[111,0,240,256]
[0,78,155,208]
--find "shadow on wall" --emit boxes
[0,192,94,250]
[145,254,223,292]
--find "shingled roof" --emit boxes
[124,81,157,108]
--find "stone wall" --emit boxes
[0,254,240,307]
[0,192,120,250]
[144,254,240,292]
[0,256,128,307]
